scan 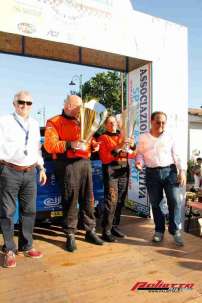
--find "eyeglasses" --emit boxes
[17,100,32,106]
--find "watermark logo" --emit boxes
[131,280,194,293]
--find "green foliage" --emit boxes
[82,71,125,114]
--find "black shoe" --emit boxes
[1,245,17,254]
[102,232,117,242]
[85,230,104,245]
[152,232,164,243]
[77,221,85,231]
[66,234,77,252]
[1,244,6,253]
[111,226,126,238]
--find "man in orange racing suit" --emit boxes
[98,115,136,242]
[44,95,103,252]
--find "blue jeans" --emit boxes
[145,164,181,235]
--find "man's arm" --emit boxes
[91,137,100,153]
[135,135,145,170]
[98,134,124,153]
[35,124,47,185]
[172,139,187,186]
[44,121,67,154]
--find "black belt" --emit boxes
[103,161,128,169]
[146,164,176,170]
[57,158,89,164]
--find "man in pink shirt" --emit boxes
[136,111,186,246]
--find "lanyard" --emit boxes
[13,113,29,156]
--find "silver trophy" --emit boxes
[116,102,138,154]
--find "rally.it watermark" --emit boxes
[131,280,194,293]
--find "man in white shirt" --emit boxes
[136,111,186,246]
[0,91,47,268]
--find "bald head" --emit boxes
[64,95,82,117]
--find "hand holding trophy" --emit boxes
[116,102,138,154]
[76,99,108,151]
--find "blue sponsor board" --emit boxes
[36,161,62,212]
[91,160,104,207]
[37,160,104,211]
[14,160,104,222]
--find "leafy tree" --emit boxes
[82,71,126,114]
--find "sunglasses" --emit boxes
[17,100,32,106]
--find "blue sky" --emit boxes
[0,0,201,123]
[0,54,105,123]
[133,0,202,108]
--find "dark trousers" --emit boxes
[64,158,96,234]
[0,164,36,252]
[145,164,181,235]
[102,164,129,233]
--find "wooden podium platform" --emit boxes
[1,210,202,303]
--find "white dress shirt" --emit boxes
[0,112,44,167]
[136,131,186,170]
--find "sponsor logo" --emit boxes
[18,22,36,34]
[47,30,59,38]
[49,174,56,186]
[131,280,194,293]
[43,196,61,207]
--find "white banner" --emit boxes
[126,64,152,217]
[0,0,133,55]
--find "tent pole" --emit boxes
[121,72,124,112]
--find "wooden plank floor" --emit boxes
[0,210,202,303]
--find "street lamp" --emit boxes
[37,106,46,126]
[68,74,83,99]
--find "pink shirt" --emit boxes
[136,132,186,170]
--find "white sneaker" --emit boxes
[152,232,164,243]
[173,231,184,246]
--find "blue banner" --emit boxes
[14,160,104,223]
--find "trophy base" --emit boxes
[74,140,87,151]
[123,142,133,154]
[123,148,133,155]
